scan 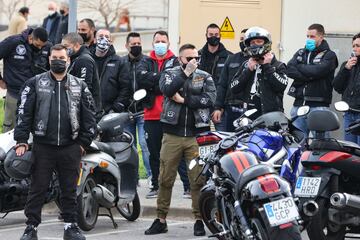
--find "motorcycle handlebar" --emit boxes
[345,122,360,133]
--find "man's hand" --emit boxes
[183,59,198,76]
[171,92,184,104]
[15,143,29,157]
[248,58,258,71]
[259,52,274,65]
[0,80,7,89]
[345,57,357,70]
[212,109,223,123]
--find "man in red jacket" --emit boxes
[137,31,190,199]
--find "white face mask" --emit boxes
[48,10,56,16]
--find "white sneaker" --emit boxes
[147,176,153,189]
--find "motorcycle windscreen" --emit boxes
[219,151,259,181]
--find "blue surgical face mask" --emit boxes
[305,38,316,51]
[154,42,168,56]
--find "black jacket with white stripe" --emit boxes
[230,55,288,114]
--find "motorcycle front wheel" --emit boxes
[117,192,140,221]
[306,197,346,240]
[199,189,223,234]
[77,175,99,231]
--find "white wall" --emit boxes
[280,0,360,116]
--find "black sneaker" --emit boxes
[194,220,206,236]
[20,225,38,240]
[144,219,168,235]
[63,223,86,240]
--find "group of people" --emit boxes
[0,6,359,239]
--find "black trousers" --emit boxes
[25,143,81,226]
[144,120,190,191]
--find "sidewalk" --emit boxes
[44,178,193,219]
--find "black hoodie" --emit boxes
[287,40,338,107]
[91,45,130,113]
[0,28,51,97]
[199,42,232,87]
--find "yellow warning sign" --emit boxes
[220,16,235,39]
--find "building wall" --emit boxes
[176,0,282,55]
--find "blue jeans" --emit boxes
[344,112,360,145]
[125,116,151,177]
[290,106,330,138]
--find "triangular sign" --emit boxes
[220,17,234,32]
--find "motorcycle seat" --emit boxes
[106,142,131,153]
[309,139,360,156]
[89,141,116,158]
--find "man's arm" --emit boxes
[159,69,186,98]
[14,78,36,144]
[297,51,338,80]
[230,60,254,94]
[137,58,162,94]
[184,74,216,109]
[333,61,350,94]
[287,52,308,83]
[78,82,97,147]
[214,57,231,110]
[112,61,131,112]
[262,61,288,93]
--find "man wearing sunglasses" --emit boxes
[145,43,216,236]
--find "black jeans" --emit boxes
[25,143,81,226]
[144,120,190,191]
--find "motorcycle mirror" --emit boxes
[334,101,350,112]
[244,108,257,117]
[297,106,310,117]
[189,159,197,170]
[133,89,147,101]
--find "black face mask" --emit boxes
[239,41,246,52]
[207,36,220,47]
[130,46,142,57]
[50,59,67,74]
[79,33,90,43]
[60,10,65,15]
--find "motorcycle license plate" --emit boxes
[294,177,321,197]
[263,197,299,227]
[199,144,216,158]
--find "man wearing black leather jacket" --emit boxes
[62,32,102,118]
[91,29,129,113]
[333,33,360,144]
[212,29,249,131]
[230,27,288,116]
[199,23,232,131]
[287,23,338,137]
[14,44,96,240]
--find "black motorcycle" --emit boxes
[295,102,360,239]
[191,119,302,240]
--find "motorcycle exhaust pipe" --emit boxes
[331,192,360,210]
[92,184,116,209]
[303,200,319,217]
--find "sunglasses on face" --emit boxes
[184,56,200,62]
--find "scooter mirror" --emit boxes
[334,101,350,112]
[244,109,257,117]
[189,159,197,170]
[133,89,147,101]
[297,106,310,117]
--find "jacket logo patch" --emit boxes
[165,74,172,85]
[37,120,45,130]
[81,67,87,78]
[229,63,240,68]
[16,44,26,55]
[167,111,175,118]
[199,110,209,123]
[39,79,50,87]
[200,98,208,105]
[107,63,115,67]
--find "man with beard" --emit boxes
[15,44,96,240]
[90,29,129,114]
[199,23,232,131]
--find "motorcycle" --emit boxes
[75,89,146,231]
[191,117,302,240]
[295,101,360,239]
[197,110,304,236]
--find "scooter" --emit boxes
[76,89,146,231]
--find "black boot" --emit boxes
[63,223,86,240]
[144,219,168,235]
[194,220,206,236]
[20,225,38,240]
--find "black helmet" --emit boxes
[4,149,33,180]
[244,27,272,58]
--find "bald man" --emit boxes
[42,1,60,44]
